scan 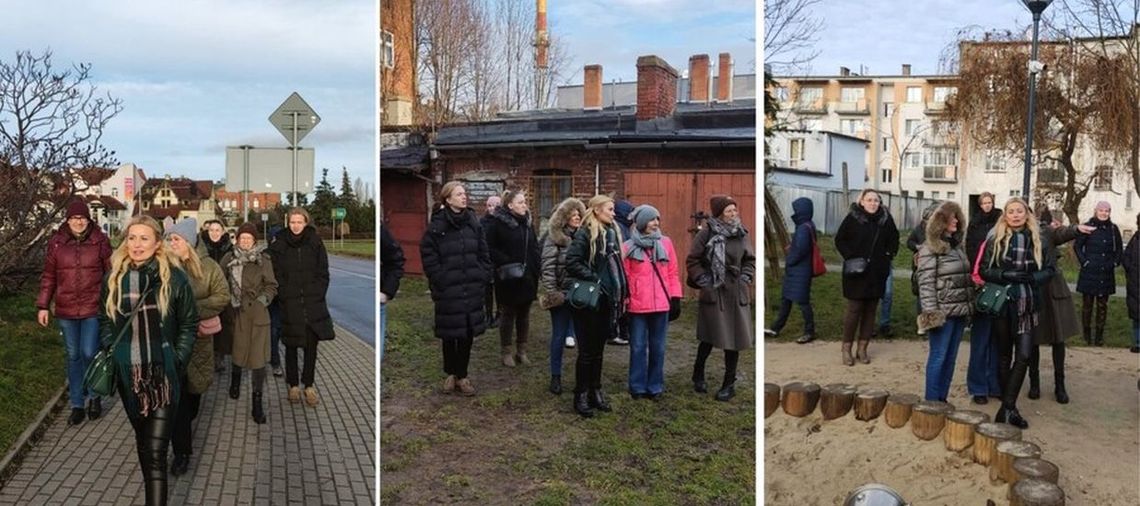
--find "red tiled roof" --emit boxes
[88,195,127,211]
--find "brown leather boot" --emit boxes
[501,346,516,367]
[856,340,871,364]
[841,342,855,366]
[515,341,531,366]
[456,377,476,396]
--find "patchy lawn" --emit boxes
[0,291,66,459]
[381,278,756,505]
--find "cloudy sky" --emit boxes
[781,0,1041,76]
[552,0,758,84]
[2,0,374,197]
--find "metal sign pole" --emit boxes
[291,112,299,207]
[243,146,251,223]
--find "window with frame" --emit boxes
[882,137,890,152]
[984,151,1006,172]
[947,191,956,200]
[840,87,865,103]
[774,87,790,102]
[933,86,955,102]
[789,138,805,165]
[1010,190,1021,197]
[533,169,574,221]
[112,187,119,198]
[800,118,823,131]
[923,147,957,167]
[798,87,823,105]
[916,190,925,199]
[932,191,941,199]
[905,119,920,136]
[1094,165,1113,191]
[882,102,893,117]
[906,152,921,169]
[840,119,862,135]
[906,86,922,103]
[381,31,395,69]
[1128,190,1134,209]
[881,167,893,184]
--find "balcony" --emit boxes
[924,132,958,147]
[835,99,870,115]
[793,99,827,115]
[924,100,948,115]
[923,165,958,183]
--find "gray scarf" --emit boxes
[623,226,669,262]
[227,245,265,308]
[705,217,745,289]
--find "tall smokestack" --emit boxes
[536,0,549,69]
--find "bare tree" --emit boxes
[764,0,824,74]
[461,0,503,121]
[416,0,477,126]
[0,50,121,292]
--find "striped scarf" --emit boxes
[1003,229,1039,334]
[114,266,174,418]
[705,217,745,289]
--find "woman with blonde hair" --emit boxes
[565,194,630,417]
[164,218,229,476]
[980,197,1055,429]
[100,215,197,505]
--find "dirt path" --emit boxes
[764,340,1139,505]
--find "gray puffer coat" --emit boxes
[916,202,974,330]
[539,198,586,309]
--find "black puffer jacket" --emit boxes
[967,206,1002,262]
[420,207,492,340]
[1124,231,1138,321]
[1075,217,1123,296]
[835,203,899,300]
[269,225,335,345]
[198,231,233,265]
[380,224,405,300]
[485,206,540,306]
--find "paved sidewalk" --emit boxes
[0,325,375,505]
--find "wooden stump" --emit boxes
[781,382,820,417]
[854,388,889,421]
[884,393,920,428]
[1012,458,1059,484]
[820,384,857,420]
[1010,479,1065,506]
[991,440,1042,483]
[943,410,990,451]
[972,422,1022,466]
[764,383,780,418]
[910,401,953,440]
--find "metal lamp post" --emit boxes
[1021,0,1053,204]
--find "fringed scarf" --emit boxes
[226,245,265,308]
[705,217,745,289]
[623,226,669,263]
[113,264,175,418]
[1004,229,1040,334]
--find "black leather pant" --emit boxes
[171,378,200,456]
[995,311,1034,409]
[572,301,612,394]
[129,405,175,506]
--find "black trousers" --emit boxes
[485,283,497,320]
[771,297,816,335]
[285,340,318,387]
[572,302,612,394]
[170,377,200,456]
[442,336,474,379]
[499,301,533,347]
[994,309,1034,409]
[1081,294,1109,330]
[693,341,740,388]
[128,405,176,506]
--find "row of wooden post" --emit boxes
[766,382,1066,506]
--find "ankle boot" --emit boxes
[1053,343,1069,404]
[515,341,531,366]
[501,346,516,367]
[856,340,870,364]
[692,357,708,393]
[588,388,611,412]
[1027,365,1040,400]
[1005,406,1028,429]
[574,392,594,418]
[549,375,562,395]
[841,342,855,366]
[715,382,736,402]
[1094,327,1105,347]
[251,392,266,424]
[229,369,241,399]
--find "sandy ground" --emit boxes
[763,340,1140,505]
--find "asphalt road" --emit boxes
[328,254,376,346]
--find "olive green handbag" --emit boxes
[975,282,1010,316]
[84,287,152,397]
[568,280,603,311]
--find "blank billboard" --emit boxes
[224,147,315,193]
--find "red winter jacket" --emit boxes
[36,223,112,319]
[621,236,683,314]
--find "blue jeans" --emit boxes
[549,305,574,376]
[380,302,388,362]
[925,315,966,401]
[628,312,669,395]
[966,314,1001,397]
[59,317,100,408]
[879,269,894,328]
[269,300,282,368]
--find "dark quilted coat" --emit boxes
[1075,217,1123,296]
[484,206,540,306]
[834,203,900,300]
[268,225,335,345]
[36,222,112,319]
[1123,231,1138,321]
[781,197,815,304]
[967,206,1002,263]
[420,207,492,340]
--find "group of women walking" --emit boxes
[36,204,334,505]
[420,182,754,417]
[771,187,1133,432]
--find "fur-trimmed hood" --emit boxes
[547,197,586,247]
[924,201,966,254]
[848,202,888,225]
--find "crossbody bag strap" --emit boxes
[107,284,154,351]
[647,250,671,299]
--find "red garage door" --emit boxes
[381,174,430,275]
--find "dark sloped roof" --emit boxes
[380,146,430,170]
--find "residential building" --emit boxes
[74,163,146,235]
[380,0,415,127]
[767,129,868,233]
[214,183,282,222]
[138,176,221,224]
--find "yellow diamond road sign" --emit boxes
[269,92,320,145]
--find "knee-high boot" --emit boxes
[139,407,174,505]
[1027,346,1040,400]
[1053,342,1069,404]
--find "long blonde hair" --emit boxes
[175,239,204,281]
[105,216,179,321]
[582,195,622,264]
[989,197,1043,267]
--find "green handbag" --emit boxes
[568,280,603,311]
[84,287,152,397]
[975,282,1010,316]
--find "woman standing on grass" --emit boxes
[164,218,229,476]
[485,189,541,368]
[622,205,682,400]
[539,197,585,395]
[688,195,755,402]
[221,223,277,423]
[420,182,492,396]
[765,197,818,344]
[1074,201,1124,346]
[101,215,197,505]
[915,201,973,402]
[834,189,899,366]
[269,208,335,406]
[36,200,112,426]
[565,195,629,417]
[980,197,1055,429]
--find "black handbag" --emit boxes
[495,226,529,281]
[83,286,152,397]
[647,253,682,321]
[975,282,1011,316]
[842,222,881,277]
[568,280,603,311]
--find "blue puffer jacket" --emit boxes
[781,198,816,304]
[1075,217,1123,296]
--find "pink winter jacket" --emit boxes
[622,236,683,314]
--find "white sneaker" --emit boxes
[565,336,576,349]
[917,329,927,336]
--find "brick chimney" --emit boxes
[901,64,912,76]
[688,54,710,102]
[716,52,733,102]
[584,64,603,110]
[840,66,850,77]
[636,55,678,120]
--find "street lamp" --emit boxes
[1021,0,1053,204]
